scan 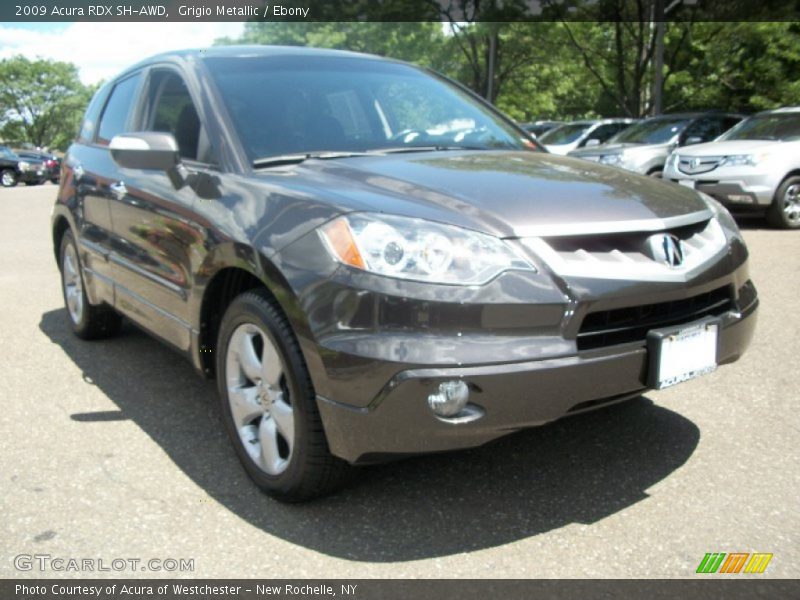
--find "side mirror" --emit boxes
[584,138,601,147]
[683,136,704,146]
[110,132,180,171]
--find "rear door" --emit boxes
[69,74,141,307]
[107,66,216,352]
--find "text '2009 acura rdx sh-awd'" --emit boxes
[52,47,758,501]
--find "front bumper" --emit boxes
[18,169,46,184]
[665,167,777,207]
[318,300,757,463]
[275,216,757,465]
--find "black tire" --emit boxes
[648,169,664,178]
[59,230,122,339]
[216,288,351,502]
[766,176,800,229]
[1,169,17,187]
[50,178,59,185]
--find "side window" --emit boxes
[96,73,141,145]
[77,85,110,144]
[145,71,205,162]
[683,117,721,143]
[722,117,741,134]
[585,124,619,145]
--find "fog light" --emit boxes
[427,380,469,417]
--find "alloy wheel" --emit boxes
[62,243,84,324]
[225,323,294,475]
[783,183,800,224]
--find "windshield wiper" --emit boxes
[253,151,371,169]
[367,145,499,155]
[253,146,505,168]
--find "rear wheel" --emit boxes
[1,169,17,187]
[216,289,350,502]
[766,176,800,229]
[59,230,122,339]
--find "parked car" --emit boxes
[568,112,744,177]
[16,149,61,183]
[663,107,800,229]
[519,120,563,139]
[52,46,758,501]
[538,118,636,155]
[0,145,47,187]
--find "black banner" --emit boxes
[3,0,800,22]
[4,579,800,600]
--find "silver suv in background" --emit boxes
[538,118,635,155]
[664,107,800,229]
[568,112,743,177]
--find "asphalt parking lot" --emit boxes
[1,183,798,579]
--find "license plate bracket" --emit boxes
[647,318,720,389]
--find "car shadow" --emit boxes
[731,213,771,230]
[39,308,700,562]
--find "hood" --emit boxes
[674,139,782,156]
[569,142,670,158]
[544,143,578,156]
[260,150,709,238]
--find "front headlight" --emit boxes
[318,213,535,285]
[599,154,623,166]
[722,153,765,167]
[18,161,31,171]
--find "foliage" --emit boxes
[218,20,799,121]
[0,55,94,151]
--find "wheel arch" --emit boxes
[52,214,71,267]
[195,248,317,381]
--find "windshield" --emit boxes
[0,147,19,159]
[538,123,592,145]
[203,55,530,162]
[720,113,800,141]
[612,117,691,145]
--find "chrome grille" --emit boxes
[677,155,724,175]
[521,217,727,282]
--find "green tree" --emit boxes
[665,22,800,113]
[0,56,92,151]
[220,22,448,69]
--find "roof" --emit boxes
[118,44,390,79]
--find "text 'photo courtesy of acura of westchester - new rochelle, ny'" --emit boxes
[52,46,758,501]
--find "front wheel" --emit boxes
[59,230,122,339]
[216,289,350,502]
[766,176,800,229]
[1,169,17,187]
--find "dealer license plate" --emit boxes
[648,320,718,389]
[678,179,696,189]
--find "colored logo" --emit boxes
[696,552,773,574]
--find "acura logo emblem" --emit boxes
[690,157,701,170]
[647,233,684,267]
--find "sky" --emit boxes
[0,22,245,84]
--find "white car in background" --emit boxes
[538,118,635,155]
[664,107,800,229]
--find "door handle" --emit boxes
[109,181,127,201]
